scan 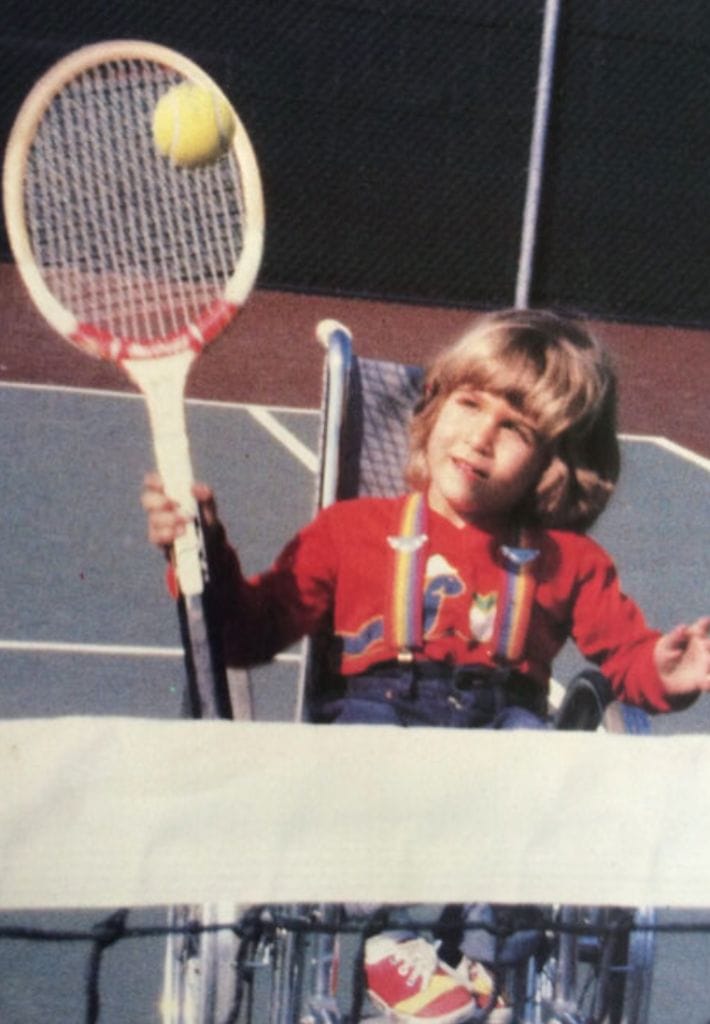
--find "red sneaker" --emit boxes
[364,933,477,1023]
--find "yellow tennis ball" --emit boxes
[152,82,235,167]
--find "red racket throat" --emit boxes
[71,297,238,362]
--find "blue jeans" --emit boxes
[323,663,549,730]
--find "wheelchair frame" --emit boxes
[160,321,656,1024]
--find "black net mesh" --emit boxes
[0,903,684,1023]
[4,1,710,325]
[536,0,710,325]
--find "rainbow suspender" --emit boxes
[490,533,540,663]
[388,494,539,664]
[388,492,428,657]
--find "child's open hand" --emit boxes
[141,472,216,548]
[654,616,710,696]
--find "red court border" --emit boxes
[0,264,707,458]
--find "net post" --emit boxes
[515,0,563,310]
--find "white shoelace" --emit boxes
[391,938,439,989]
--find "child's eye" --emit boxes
[457,393,479,409]
[505,420,535,443]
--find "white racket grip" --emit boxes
[124,352,204,597]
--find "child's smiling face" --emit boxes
[425,386,549,528]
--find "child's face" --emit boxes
[425,386,548,528]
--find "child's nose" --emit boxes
[471,414,497,453]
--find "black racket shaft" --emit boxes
[175,511,233,720]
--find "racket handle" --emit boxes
[125,352,205,596]
[151,410,203,595]
[155,428,205,597]
[179,592,232,718]
[171,524,205,597]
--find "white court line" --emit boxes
[0,638,568,706]
[1,637,564,715]
[2,380,707,469]
[0,639,302,664]
[245,405,319,472]
[0,378,317,418]
[0,379,320,474]
[618,432,710,472]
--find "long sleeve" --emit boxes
[567,537,695,714]
[203,507,338,667]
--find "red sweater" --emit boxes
[208,494,679,714]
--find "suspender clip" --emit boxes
[396,650,415,664]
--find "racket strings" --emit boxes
[24,58,246,354]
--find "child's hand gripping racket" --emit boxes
[3,40,264,718]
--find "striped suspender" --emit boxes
[387,492,428,658]
[491,531,540,664]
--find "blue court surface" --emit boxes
[2,379,707,730]
[0,378,709,1022]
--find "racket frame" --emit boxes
[3,38,265,346]
[3,39,264,599]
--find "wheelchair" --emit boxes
[160,321,656,1024]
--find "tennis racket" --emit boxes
[3,40,264,719]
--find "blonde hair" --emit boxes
[406,309,620,532]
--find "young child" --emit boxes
[142,309,709,1023]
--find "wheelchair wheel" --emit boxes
[180,902,654,1024]
[232,905,351,1024]
[526,905,655,1024]
[605,906,655,1024]
[210,905,312,1024]
[160,903,242,1024]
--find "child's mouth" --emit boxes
[452,457,488,481]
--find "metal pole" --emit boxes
[515,0,563,309]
